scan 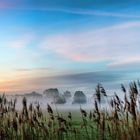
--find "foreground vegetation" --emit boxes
[1,81,140,140]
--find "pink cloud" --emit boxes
[41,21,140,63]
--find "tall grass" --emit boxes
[1,81,140,140]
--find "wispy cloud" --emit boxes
[9,34,34,48]
[41,21,140,65]
[15,67,51,72]
[0,0,139,19]
[0,71,125,93]
[108,57,140,69]
[15,68,31,72]
[53,8,140,19]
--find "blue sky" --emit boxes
[0,0,140,93]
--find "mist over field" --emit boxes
[3,69,139,111]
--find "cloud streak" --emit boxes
[9,34,34,48]
[108,58,140,69]
[41,21,140,67]
[0,70,126,93]
[15,67,51,72]
[53,8,140,19]
[0,0,140,19]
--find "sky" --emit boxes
[0,0,140,93]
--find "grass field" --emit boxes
[1,82,140,140]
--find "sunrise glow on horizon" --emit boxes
[1,0,140,93]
